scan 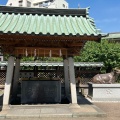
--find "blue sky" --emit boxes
[0,0,120,33]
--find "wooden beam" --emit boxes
[14,47,68,57]
[15,47,67,50]
[0,34,100,42]
[69,43,83,47]
[0,33,100,57]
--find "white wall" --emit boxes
[6,0,33,7]
[6,0,18,6]
[6,0,69,9]
[53,0,68,9]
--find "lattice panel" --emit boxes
[38,72,50,78]
[80,78,92,85]
[37,71,64,83]
[0,70,100,85]
[0,72,6,85]
[19,72,34,83]
[58,71,64,83]
[75,71,99,85]
[19,72,34,78]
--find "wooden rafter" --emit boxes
[14,47,68,57]
[0,34,100,57]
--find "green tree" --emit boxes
[74,40,120,72]
[21,57,62,62]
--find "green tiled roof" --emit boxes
[103,32,120,40]
[0,6,103,36]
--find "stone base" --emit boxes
[69,103,80,108]
[88,82,120,101]
[0,104,106,118]
[80,84,88,97]
[2,105,10,110]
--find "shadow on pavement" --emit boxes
[77,93,92,105]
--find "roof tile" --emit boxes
[0,6,104,36]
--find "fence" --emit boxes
[0,69,100,85]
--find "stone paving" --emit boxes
[94,102,120,120]
[0,95,120,120]
[1,102,120,120]
[0,103,106,119]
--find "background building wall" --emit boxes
[6,0,68,9]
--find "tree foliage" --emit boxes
[21,57,62,62]
[74,40,120,72]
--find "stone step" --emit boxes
[9,104,70,109]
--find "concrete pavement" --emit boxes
[0,94,120,120]
[1,102,120,120]
[0,103,106,119]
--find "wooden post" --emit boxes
[34,66,38,77]
[68,57,77,104]
[63,57,70,97]
[12,57,20,98]
[3,56,15,109]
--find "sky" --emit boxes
[0,0,120,33]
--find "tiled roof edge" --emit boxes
[0,6,87,17]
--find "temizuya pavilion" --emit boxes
[0,6,104,109]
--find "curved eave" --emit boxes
[0,31,102,37]
[102,33,120,39]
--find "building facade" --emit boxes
[6,0,69,9]
[102,32,120,43]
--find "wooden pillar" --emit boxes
[34,66,38,77]
[63,57,70,97]
[68,57,77,104]
[12,57,20,98]
[3,56,15,109]
[56,66,59,78]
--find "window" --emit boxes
[63,4,65,8]
[43,1,49,7]
[50,0,54,2]
[34,3,38,6]
[45,1,49,3]
[9,3,12,6]
[39,2,43,7]
[27,1,31,7]
[18,0,23,7]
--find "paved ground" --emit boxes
[0,101,106,119]
[0,94,120,120]
[93,102,120,120]
[1,102,120,120]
